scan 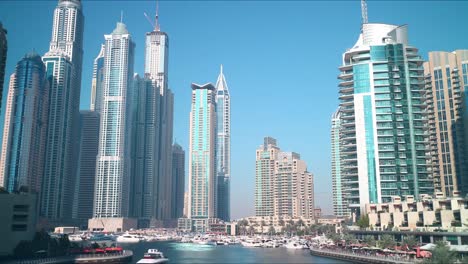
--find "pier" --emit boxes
[310,248,418,264]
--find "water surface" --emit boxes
[120,241,350,264]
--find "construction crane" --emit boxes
[144,0,160,31]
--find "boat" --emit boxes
[69,234,84,242]
[137,249,169,264]
[284,241,308,249]
[241,240,262,247]
[116,233,141,243]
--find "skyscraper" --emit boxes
[424,50,468,196]
[215,65,231,222]
[331,109,348,217]
[188,83,217,232]
[255,137,315,219]
[0,22,7,108]
[144,7,174,221]
[255,137,279,217]
[338,23,432,216]
[73,110,99,221]
[41,51,75,219]
[94,22,135,218]
[0,53,48,194]
[41,0,84,221]
[273,152,306,217]
[130,74,161,220]
[171,143,185,219]
[90,44,105,112]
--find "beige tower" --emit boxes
[424,50,468,196]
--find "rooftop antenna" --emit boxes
[361,0,368,24]
[155,0,160,31]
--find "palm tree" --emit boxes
[379,234,396,249]
[401,235,418,251]
[268,225,275,236]
[261,220,266,234]
[423,241,457,264]
[363,235,376,247]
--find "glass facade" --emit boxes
[189,83,216,220]
[0,53,47,194]
[338,24,432,216]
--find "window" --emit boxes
[11,224,27,232]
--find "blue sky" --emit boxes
[1,0,467,219]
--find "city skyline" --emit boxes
[1,1,468,218]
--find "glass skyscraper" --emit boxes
[172,143,185,219]
[94,22,135,218]
[41,0,84,221]
[188,83,217,232]
[90,44,105,112]
[73,110,100,220]
[0,22,7,109]
[215,65,231,222]
[331,109,348,217]
[338,23,432,216]
[0,53,48,194]
[144,12,174,221]
[41,51,75,219]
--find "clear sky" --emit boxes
[1,0,467,219]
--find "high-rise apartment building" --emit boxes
[0,22,7,108]
[130,74,161,219]
[41,51,75,220]
[0,53,48,194]
[274,152,302,217]
[93,22,135,218]
[171,143,185,219]
[424,51,468,196]
[255,137,315,219]
[144,10,174,221]
[188,83,217,232]
[90,44,105,112]
[215,65,231,222]
[41,0,84,221]
[331,109,348,217]
[73,110,99,221]
[338,23,432,216]
[255,137,279,217]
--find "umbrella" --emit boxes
[420,243,436,251]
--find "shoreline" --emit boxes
[6,250,133,264]
[309,248,416,264]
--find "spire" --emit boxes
[120,10,124,23]
[361,0,368,24]
[215,64,229,93]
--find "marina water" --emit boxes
[120,241,350,263]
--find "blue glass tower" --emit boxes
[0,53,48,194]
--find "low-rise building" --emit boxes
[0,193,37,257]
[177,218,192,232]
[365,193,468,232]
[88,217,137,232]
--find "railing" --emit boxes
[11,250,133,264]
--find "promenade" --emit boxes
[310,248,419,264]
[7,250,133,264]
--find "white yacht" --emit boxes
[137,249,169,264]
[116,233,141,243]
[68,234,84,242]
[241,240,262,247]
[284,241,308,249]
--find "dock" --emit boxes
[7,250,133,264]
[310,248,417,264]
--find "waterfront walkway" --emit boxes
[310,248,419,264]
[8,250,133,264]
